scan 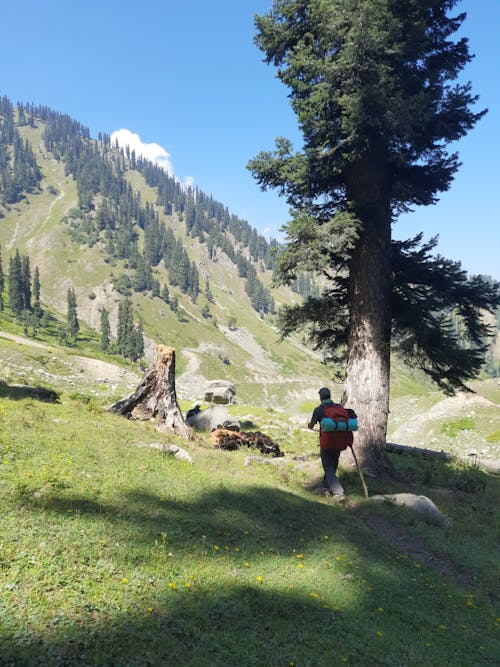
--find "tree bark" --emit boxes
[342,163,392,475]
[110,345,194,440]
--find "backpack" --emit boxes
[320,405,358,432]
[319,404,358,451]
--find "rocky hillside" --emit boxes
[0,98,329,406]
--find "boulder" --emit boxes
[187,405,239,432]
[369,493,451,527]
[204,380,236,404]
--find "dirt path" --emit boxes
[0,331,140,386]
[365,514,473,589]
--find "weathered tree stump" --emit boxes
[110,345,194,439]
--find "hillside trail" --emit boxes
[7,179,66,252]
[0,331,140,386]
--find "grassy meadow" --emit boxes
[0,382,499,666]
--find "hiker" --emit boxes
[308,387,356,496]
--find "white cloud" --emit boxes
[110,128,194,189]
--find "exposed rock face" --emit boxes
[204,380,236,404]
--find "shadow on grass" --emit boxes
[22,485,354,554]
[7,484,500,666]
[0,380,59,402]
[0,585,358,667]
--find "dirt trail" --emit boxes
[0,331,140,386]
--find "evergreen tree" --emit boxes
[117,298,143,361]
[0,245,4,311]
[100,307,111,353]
[66,288,79,342]
[8,250,24,316]
[249,0,500,473]
[21,255,31,311]
[161,284,170,304]
[32,266,41,319]
[204,276,214,303]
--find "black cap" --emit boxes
[318,387,331,400]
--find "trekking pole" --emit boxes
[349,444,369,499]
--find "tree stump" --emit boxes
[110,345,194,439]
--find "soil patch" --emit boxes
[365,514,472,588]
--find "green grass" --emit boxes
[0,389,498,666]
[441,417,476,438]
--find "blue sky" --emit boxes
[1,0,498,279]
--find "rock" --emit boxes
[161,444,193,463]
[204,380,236,404]
[187,405,237,431]
[369,493,451,527]
[135,442,193,463]
[243,456,286,467]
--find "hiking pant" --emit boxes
[320,448,343,494]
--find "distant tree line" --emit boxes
[135,156,277,313]
[99,301,144,361]
[14,100,274,314]
[0,243,143,362]
[0,97,41,208]
[1,97,278,315]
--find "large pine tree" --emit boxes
[249,0,500,474]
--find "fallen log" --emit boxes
[385,442,452,461]
[110,345,194,440]
[210,428,283,457]
[385,442,499,474]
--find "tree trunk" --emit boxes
[343,164,392,476]
[110,345,194,440]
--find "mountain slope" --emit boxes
[0,102,329,405]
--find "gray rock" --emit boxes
[136,442,193,463]
[243,456,286,467]
[160,444,193,463]
[369,493,451,527]
[204,380,236,404]
[187,405,237,432]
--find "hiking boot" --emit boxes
[328,476,345,496]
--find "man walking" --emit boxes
[308,387,355,497]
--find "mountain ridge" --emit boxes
[0,98,328,405]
